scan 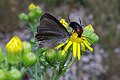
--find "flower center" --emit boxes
[69,33,84,43]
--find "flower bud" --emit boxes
[45,49,57,63]
[19,13,29,21]
[23,41,31,54]
[6,36,23,64]
[35,7,42,20]
[0,69,7,80]
[22,52,37,67]
[39,56,46,63]
[30,38,36,45]
[0,48,4,62]
[28,3,36,11]
[8,68,22,80]
[57,50,67,62]
[39,48,47,54]
[28,12,35,22]
[39,56,48,67]
[83,24,94,37]
[87,33,99,44]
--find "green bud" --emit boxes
[39,56,46,63]
[23,41,31,54]
[8,68,22,80]
[83,24,94,37]
[39,48,47,54]
[30,38,36,45]
[36,8,42,16]
[87,33,99,44]
[45,49,57,63]
[28,12,35,21]
[0,69,7,80]
[22,52,37,67]
[39,56,48,67]
[19,13,29,21]
[0,48,4,62]
[57,50,67,62]
[35,7,42,20]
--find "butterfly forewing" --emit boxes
[36,13,69,49]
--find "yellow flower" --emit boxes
[55,24,94,60]
[29,3,37,10]
[6,36,23,64]
[6,36,23,54]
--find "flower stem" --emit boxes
[54,58,77,80]
[28,22,36,35]
[63,58,77,73]
[54,50,72,80]
[21,67,26,74]
[41,69,46,80]
[35,63,38,80]
[51,67,56,80]
[5,56,9,70]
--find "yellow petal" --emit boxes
[83,41,93,51]
[55,43,65,49]
[60,19,69,29]
[73,42,77,57]
[62,41,73,55]
[77,43,81,60]
[55,39,69,49]
[84,38,91,46]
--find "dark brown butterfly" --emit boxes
[35,13,83,49]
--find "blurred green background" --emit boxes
[0,0,120,80]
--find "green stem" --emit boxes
[53,51,71,80]
[41,68,46,80]
[63,58,77,73]
[54,58,77,80]
[41,73,43,80]
[0,63,4,69]
[34,41,39,80]
[53,71,62,80]
[5,56,9,70]
[51,67,56,80]
[35,63,38,80]
[28,23,35,34]
[21,67,26,75]
[43,71,46,80]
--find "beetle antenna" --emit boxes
[79,18,84,27]
[79,18,82,24]
[68,14,71,23]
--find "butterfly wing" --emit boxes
[36,13,69,49]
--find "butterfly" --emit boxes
[35,13,83,49]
